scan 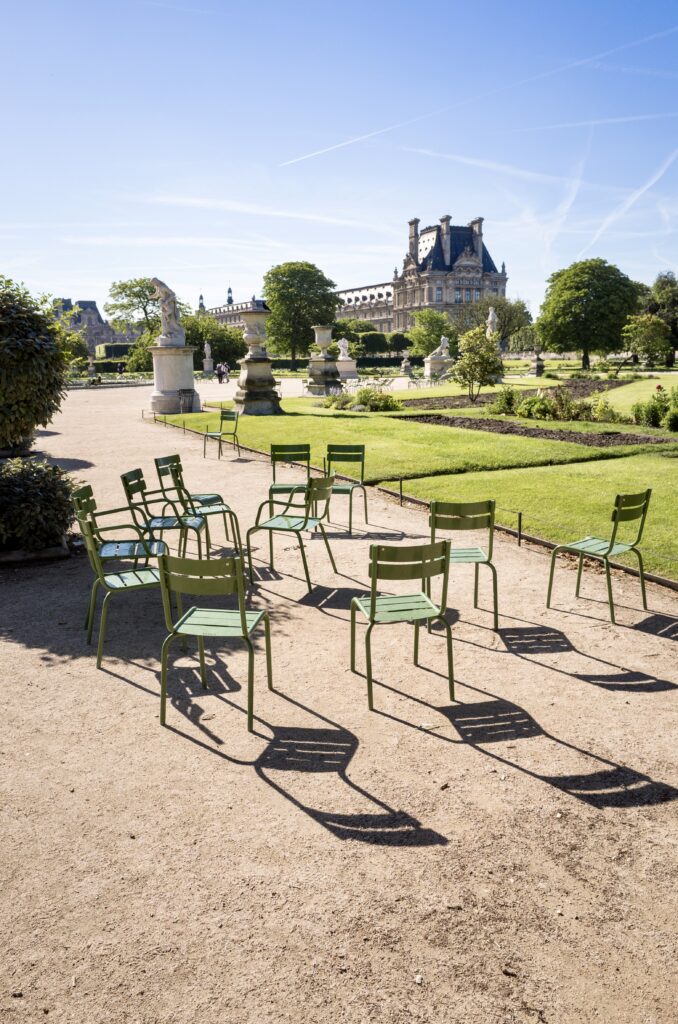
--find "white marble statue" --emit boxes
[151,277,185,344]
[204,340,211,360]
[429,335,450,359]
[337,337,350,360]
[486,306,498,339]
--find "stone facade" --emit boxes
[55,299,139,356]
[336,214,507,333]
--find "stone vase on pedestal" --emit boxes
[202,357,214,376]
[531,352,545,377]
[306,325,343,395]
[233,306,283,415]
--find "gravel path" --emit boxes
[1,384,677,1024]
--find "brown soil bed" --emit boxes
[402,414,672,447]
[401,376,629,411]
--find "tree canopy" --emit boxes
[457,296,532,343]
[537,259,641,369]
[104,277,190,334]
[262,262,341,363]
[183,314,246,370]
[452,326,503,402]
[619,313,672,374]
[408,309,457,357]
[643,270,678,366]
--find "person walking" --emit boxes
[223,361,230,382]
[216,363,224,384]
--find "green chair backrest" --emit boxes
[158,553,248,634]
[77,516,105,579]
[271,443,311,482]
[430,499,496,559]
[307,475,334,519]
[72,484,97,517]
[154,454,185,496]
[219,410,238,430]
[325,444,365,482]
[609,490,652,548]
[367,540,451,619]
[121,468,152,526]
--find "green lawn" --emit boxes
[402,375,560,403]
[604,377,678,415]
[383,453,678,579]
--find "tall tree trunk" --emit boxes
[582,350,590,370]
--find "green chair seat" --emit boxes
[192,492,224,506]
[353,592,438,624]
[103,567,162,590]
[153,455,243,557]
[148,515,205,531]
[330,482,360,495]
[99,540,166,560]
[173,606,266,637]
[121,467,207,559]
[269,482,307,495]
[449,546,488,563]
[258,514,321,532]
[555,536,633,558]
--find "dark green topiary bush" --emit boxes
[0,458,76,551]
[0,277,67,451]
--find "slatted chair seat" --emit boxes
[72,484,164,573]
[173,606,266,637]
[351,540,454,710]
[103,567,161,590]
[191,492,223,507]
[353,593,439,624]
[121,468,207,559]
[148,515,205,531]
[430,500,499,630]
[98,540,166,560]
[258,514,322,532]
[547,490,652,623]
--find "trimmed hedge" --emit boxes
[0,458,76,551]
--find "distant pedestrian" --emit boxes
[216,363,225,384]
[117,362,125,379]
[223,362,230,382]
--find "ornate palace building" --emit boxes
[336,214,507,332]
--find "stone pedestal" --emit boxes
[233,307,283,415]
[337,357,358,381]
[400,356,414,377]
[306,325,343,395]
[531,353,544,377]
[150,346,200,413]
[87,356,96,377]
[202,357,214,376]
[424,355,453,379]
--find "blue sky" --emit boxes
[2,0,678,316]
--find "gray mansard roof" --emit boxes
[418,225,498,274]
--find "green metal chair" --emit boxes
[73,484,166,566]
[121,468,207,559]
[78,517,164,668]
[203,409,240,458]
[157,553,272,732]
[154,454,244,557]
[323,444,368,534]
[429,500,499,631]
[269,443,311,509]
[247,476,337,592]
[350,540,454,710]
[546,489,652,624]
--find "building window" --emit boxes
[426,287,433,301]
[435,286,443,302]
[454,288,461,304]
[475,288,481,302]
[465,289,471,303]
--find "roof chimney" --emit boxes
[440,214,451,266]
[469,217,484,261]
[408,218,420,260]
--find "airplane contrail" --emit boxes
[516,111,678,131]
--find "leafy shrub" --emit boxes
[662,409,678,432]
[515,394,556,419]
[323,391,353,410]
[551,387,579,420]
[589,394,623,423]
[489,385,518,414]
[0,458,76,551]
[354,387,402,411]
[0,277,67,450]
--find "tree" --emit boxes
[507,323,539,354]
[0,277,67,451]
[262,262,341,363]
[537,258,641,369]
[124,331,154,373]
[452,326,503,402]
[182,314,246,370]
[388,331,410,354]
[644,271,678,367]
[104,277,190,334]
[619,314,672,374]
[409,309,457,357]
[52,304,89,366]
[360,331,388,355]
[457,296,532,344]
[332,319,360,345]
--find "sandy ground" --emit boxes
[1,384,677,1024]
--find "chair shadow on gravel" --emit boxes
[498,624,677,693]
[166,690,447,847]
[634,613,678,642]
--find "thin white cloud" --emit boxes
[516,111,678,132]
[578,147,678,257]
[584,60,678,80]
[143,194,381,229]
[62,234,286,250]
[277,23,678,166]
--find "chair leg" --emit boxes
[269,529,274,569]
[263,614,273,690]
[575,552,584,597]
[350,603,357,672]
[348,491,353,535]
[244,638,255,732]
[160,633,176,726]
[473,563,479,607]
[362,486,368,526]
[414,621,420,665]
[634,548,648,609]
[246,528,256,582]
[218,438,222,460]
[438,615,455,701]
[365,623,374,710]
[297,533,312,592]
[85,579,100,638]
[198,636,207,689]
[488,561,499,631]
[195,527,203,560]
[604,558,616,624]
[203,519,212,557]
[318,523,337,573]
[230,513,244,558]
[222,511,230,543]
[203,435,207,459]
[546,547,561,608]
[96,591,112,669]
